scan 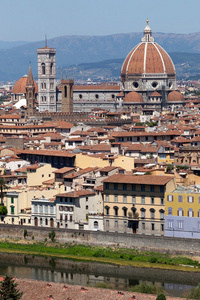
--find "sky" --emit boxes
[2,0,200,41]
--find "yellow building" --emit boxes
[3,186,60,226]
[103,174,176,235]
[27,163,57,187]
[165,185,200,238]
[75,153,134,171]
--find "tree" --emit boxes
[0,206,7,216]
[0,275,23,300]
[156,293,166,300]
[0,178,9,206]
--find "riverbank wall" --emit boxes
[0,224,199,255]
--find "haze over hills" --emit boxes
[58,52,200,82]
[1,32,200,81]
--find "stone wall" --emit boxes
[0,224,200,255]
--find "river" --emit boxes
[0,253,199,297]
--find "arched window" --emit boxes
[45,218,48,226]
[50,62,53,74]
[41,96,43,102]
[150,208,155,219]
[41,63,45,75]
[40,218,43,226]
[44,83,46,89]
[168,207,172,215]
[159,209,164,219]
[44,96,46,102]
[188,208,194,217]
[94,221,98,229]
[105,206,110,215]
[64,86,67,98]
[140,208,146,219]
[177,208,183,217]
[122,207,127,217]
[114,206,118,216]
[41,83,43,89]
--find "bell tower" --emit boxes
[37,42,56,112]
[61,78,74,113]
[26,64,36,116]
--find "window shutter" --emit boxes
[188,211,189,217]
[193,211,194,217]
[177,210,179,216]
[182,210,184,217]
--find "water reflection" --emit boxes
[0,253,197,297]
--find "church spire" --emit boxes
[26,63,34,87]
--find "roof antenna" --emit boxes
[45,34,47,47]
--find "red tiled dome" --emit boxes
[167,91,185,102]
[150,91,162,97]
[123,91,144,103]
[13,75,38,94]
[121,42,175,76]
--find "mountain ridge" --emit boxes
[2,32,200,81]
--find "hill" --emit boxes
[2,32,200,81]
[57,53,200,81]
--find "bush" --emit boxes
[93,250,102,257]
[149,257,158,263]
[156,293,166,300]
[0,206,7,215]
[186,283,200,299]
[49,230,56,242]
[23,229,28,239]
[0,275,23,299]
[94,282,112,289]
[130,282,163,294]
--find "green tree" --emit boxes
[0,178,9,206]
[0,206,7,216]
[156,293,166,300]
[0,275,23,300]
[186,283,200,299]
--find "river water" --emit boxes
[0,253,198,297]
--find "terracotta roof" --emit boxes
[26,164,40,170]
[167,91,185,102]
[121,42,175,76]
[123,91,143,103]
[12,76,38,94]
[20,149,75,158]
[64,167,99,179]
[42,178,55,185]
[103,174,174,185]
[100,166,118,172]
[0,114,20,119]
[150,91,162,97]
[55,190,95,198]
[94,185,103,191]
[78,144,111,152]
[87,127,106,133]
[53,167,75,174]
[54,121,74,129]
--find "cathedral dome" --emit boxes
[167,91,185,102]
[121,21,175,80]
[13,75,38,94]
[150,91,162,97]
[123,91,143,103]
